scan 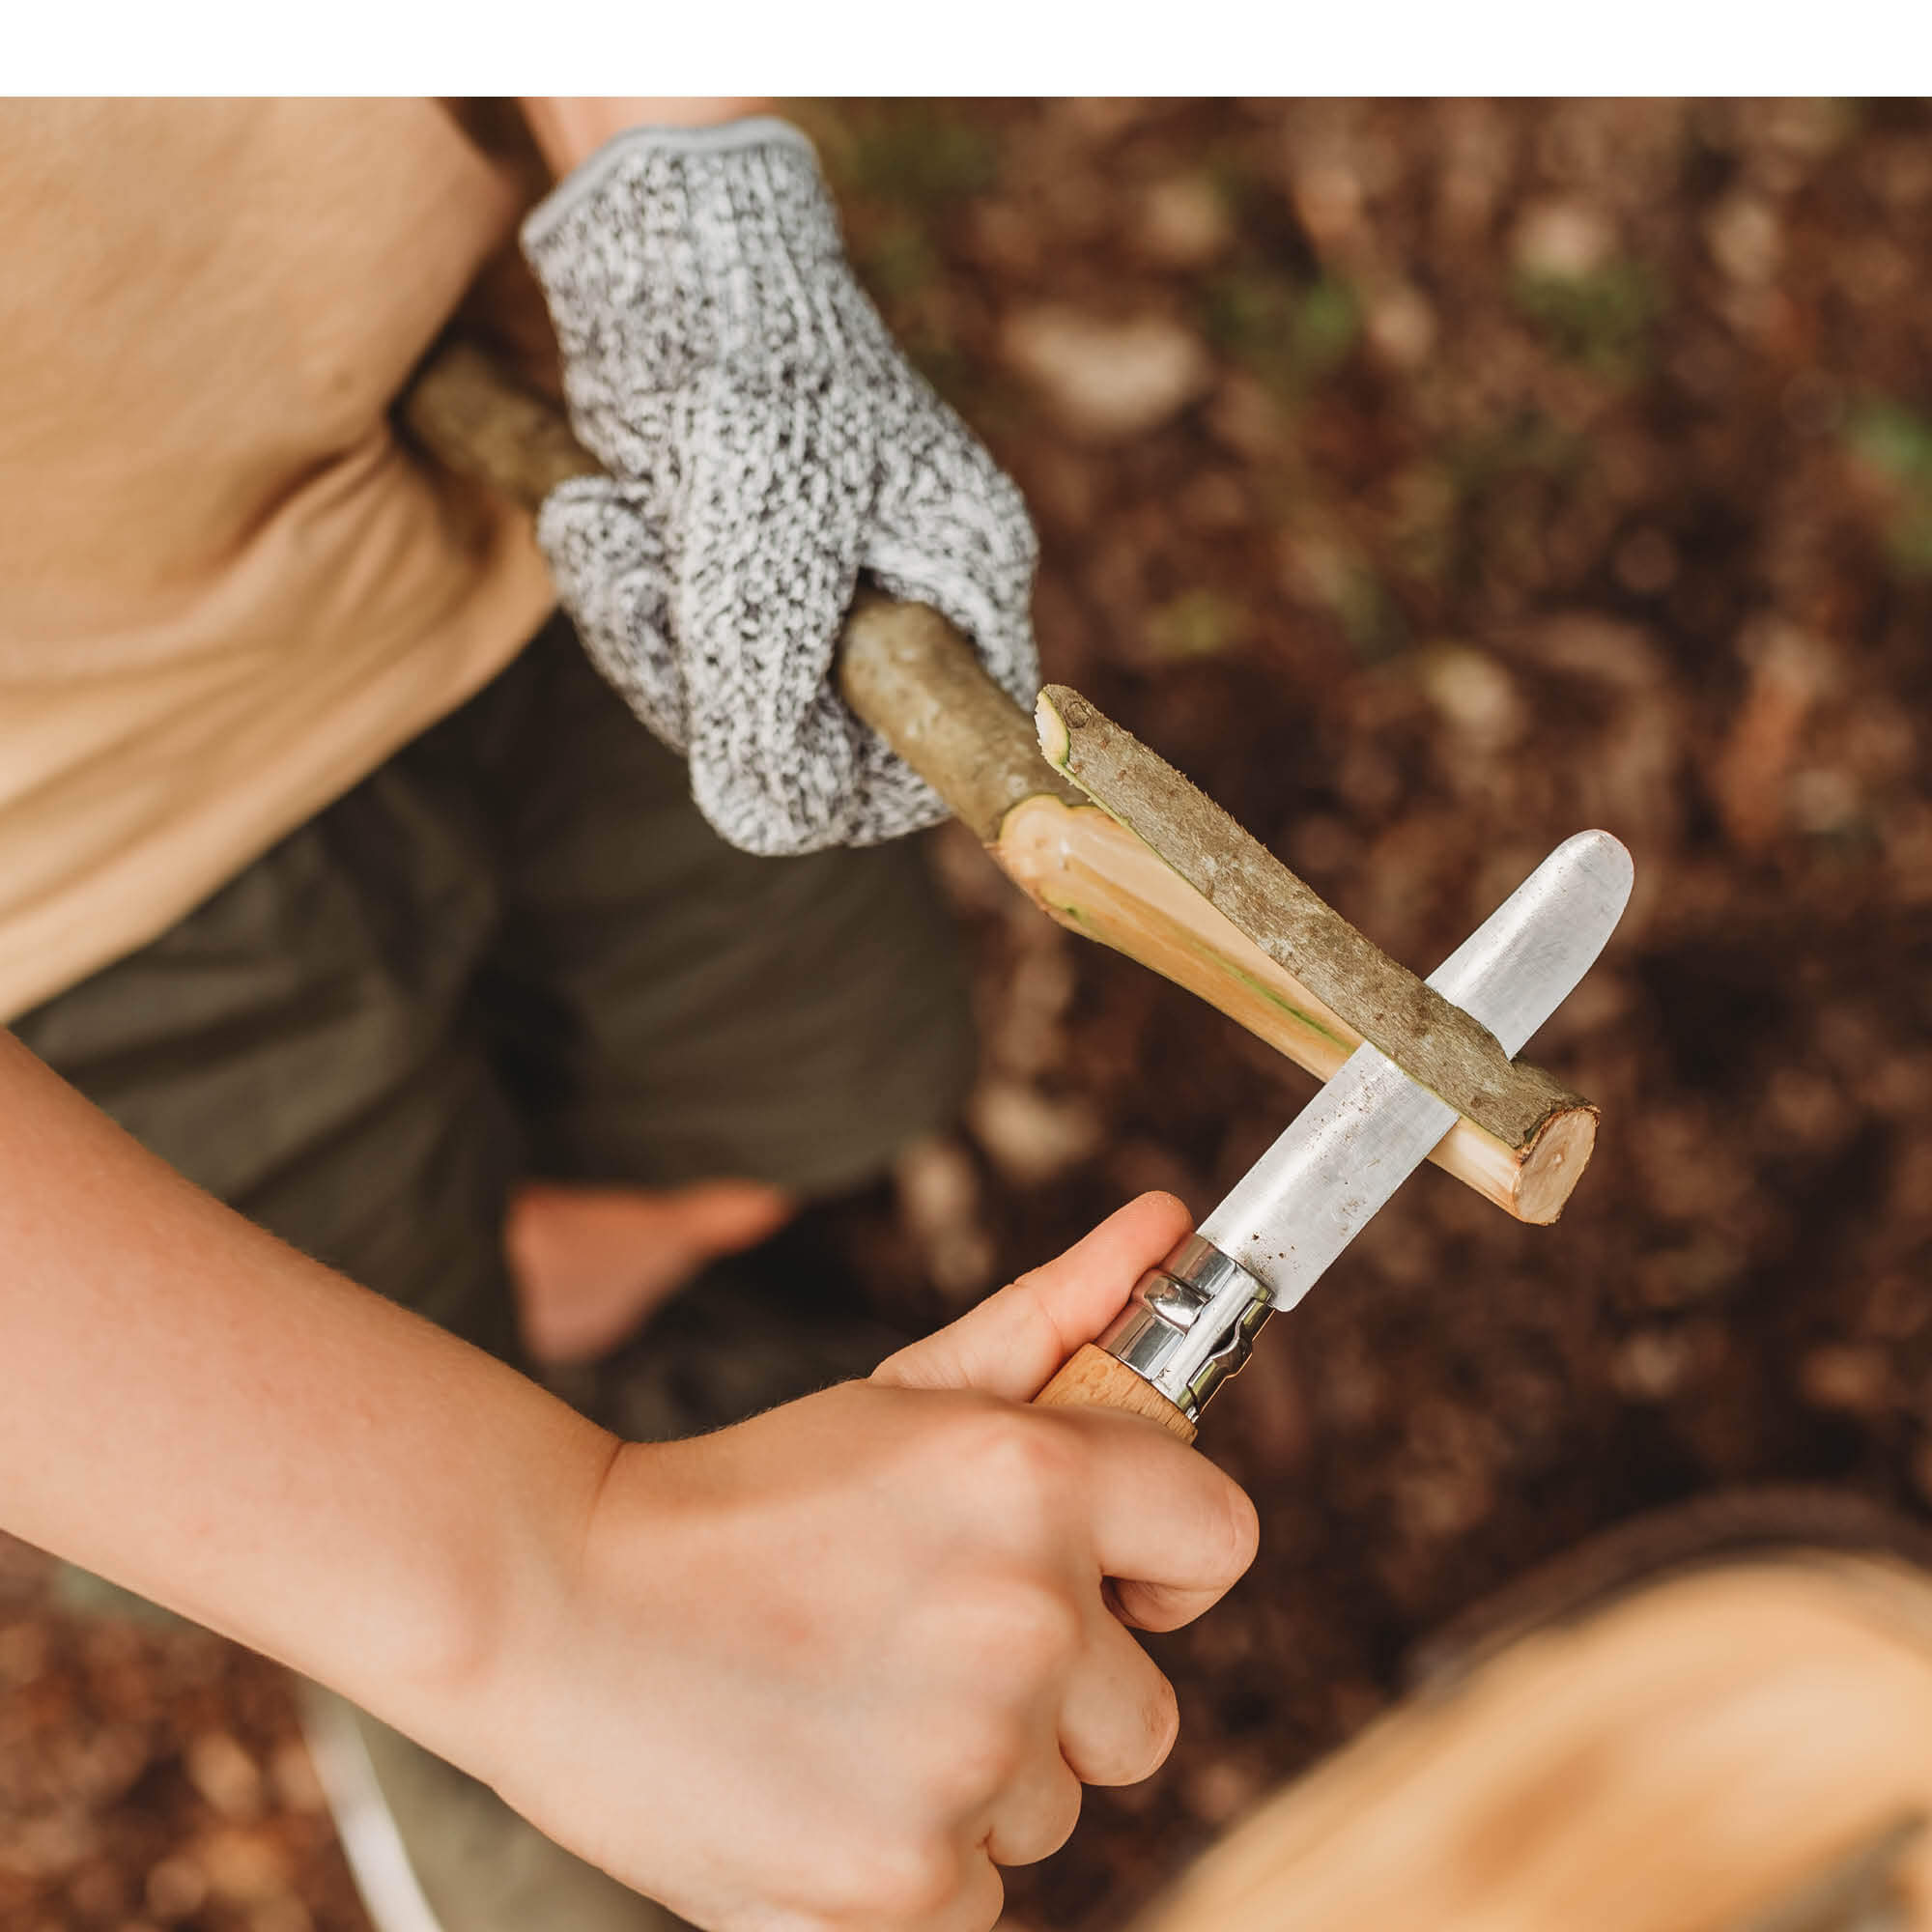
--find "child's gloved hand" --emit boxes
[467,1193,1258,1932]
[522,118,1040,856]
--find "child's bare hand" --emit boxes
[471,1193,1258,1932]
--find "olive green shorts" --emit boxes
[15,614,975,1366]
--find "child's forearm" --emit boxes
[0,1028,1260,1928]
[0,1029,611,1728]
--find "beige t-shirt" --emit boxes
[0,99,561,1019]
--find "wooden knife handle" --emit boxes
[1035,1344,1198,1443]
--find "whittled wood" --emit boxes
[400,341,1600,1223]
[1036,1345,1197,1443]
[1037,686,1594,1189]
[993,791,1596,1224]
[834,601,1594,1221]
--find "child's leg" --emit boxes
[485,615,978,1350]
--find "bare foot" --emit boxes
[505,1179,793,1368]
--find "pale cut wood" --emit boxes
[400,341,1601,1223]
[1135,1554,1932,1932]
[1035,1344,1197,1442]
[1037,686,1592,1178]
[993,792,1596,1224]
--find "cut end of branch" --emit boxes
[1511,1106,1601,1225]
[1035,690,1073,771]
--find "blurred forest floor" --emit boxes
[6,97,1932,1932]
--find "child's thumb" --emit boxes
[872,1192,1193,1402]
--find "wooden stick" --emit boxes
[838,588,1090,831]
[400,343,1598,1224]
[404,342,600,501]
[834,614,1592,1219]
[1035,688,1598,1221]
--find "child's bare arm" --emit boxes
[0,1031,1255,1929]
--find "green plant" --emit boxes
[1511,261,1662,378]
[1845,399,1932,574]
[1203,270,1359,401]
[1144,588,1248,660]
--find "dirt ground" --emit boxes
[5,98,1932,1932]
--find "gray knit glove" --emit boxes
[521,117,1040,853]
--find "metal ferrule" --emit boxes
[1094,1233,1274,1423]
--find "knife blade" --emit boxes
[1090,830,1633,1428]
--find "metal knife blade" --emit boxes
[1203,828,1634,1293]
[1096,830,1633,1422]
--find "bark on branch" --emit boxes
[1035,687,1597,1220]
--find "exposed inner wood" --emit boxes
[1035,1344,1198,1442]
[995,794,1595,1223]
[1036,685,1589,1160]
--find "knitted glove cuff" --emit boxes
[522,118,874,475]
[521,116,818,242]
